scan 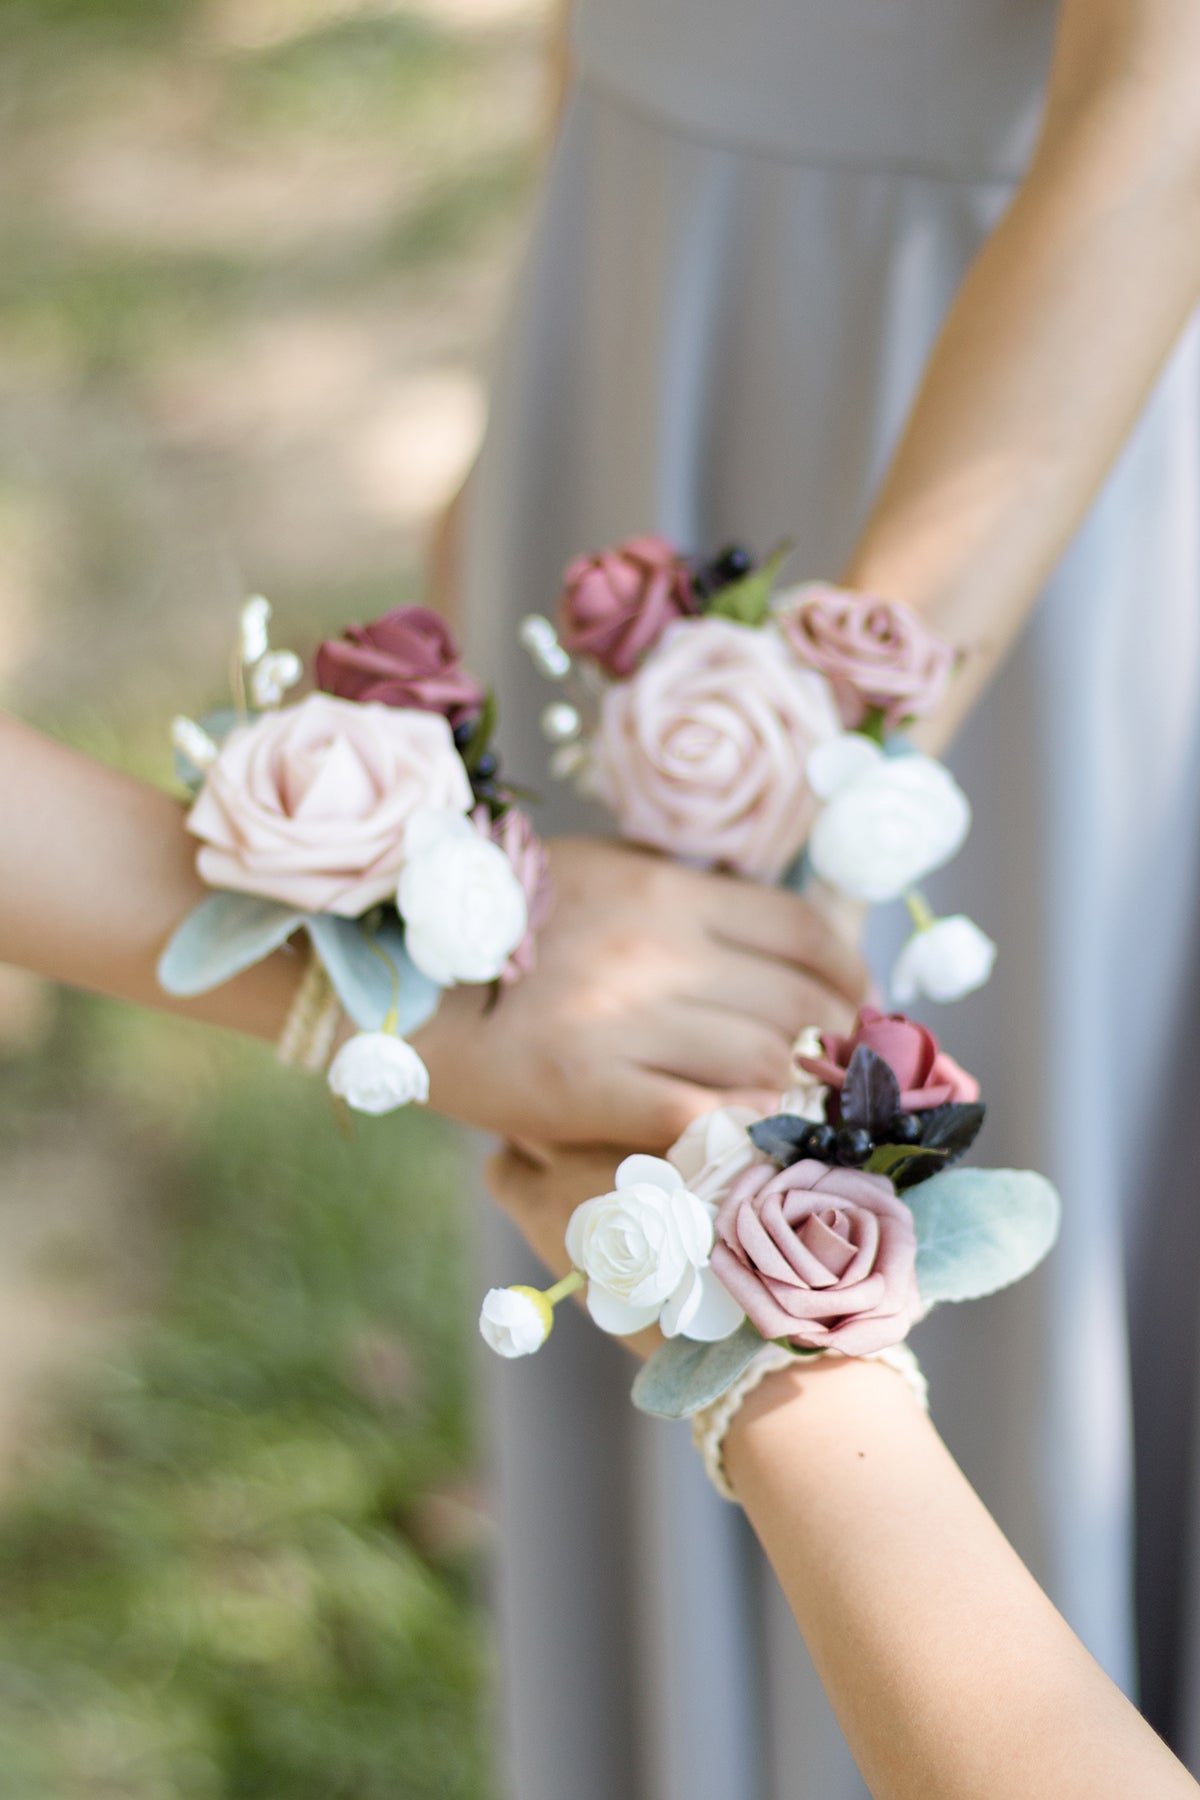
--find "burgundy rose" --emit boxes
[315,606,484,725]
[711,1159,921,1354]
[797,1005,979,1114]
[558,535,694,676]
[779,585,954,732]
[472,804,553,983]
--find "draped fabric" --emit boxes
[462,6,1200,1791]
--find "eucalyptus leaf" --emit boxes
[305,914,442,1034]
[841,1046,901,1135]
[748,1113,815,1168]
[158,892,305,996]
[910,1166,1061,1308]
[631,1321,767,1419]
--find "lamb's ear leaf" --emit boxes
[841,1046,902,1134]
[158,892,305,995]
[304,913,442,1034]
[910,1166,1061,1307]
[632,1321,772,1419]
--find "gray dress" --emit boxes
[463,3,1200,1794]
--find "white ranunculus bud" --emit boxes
[479,1286,553,1358]
[565,1154,743,1342]
[891,914,997,1005]
[327,1031,429,1113]
[398,810,529,986]
[808,753,970,904]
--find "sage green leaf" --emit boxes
[305,913,442,1034]
[705,539,795,628]
[865,1142,948,1183]
[631,1321,767,1419]
[158,892,304,995]
[910,1166,1061,1307]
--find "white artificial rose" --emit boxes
[892,914,997,1005]
[327,1031,429,1113]
[479,1287,552,1358]
[398,810,529,986]
[808,750,970,904]
[565,1154,744,1342]
[667,1107,762,1206]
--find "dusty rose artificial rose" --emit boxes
[558,535,694,676]
[779,584,954,733]
[315,605,485,724]
[711,1159,921,1354]
[585,617,841,881]
[471,803,553,982]
[187,692,472,916]
[797,1004,979,1115]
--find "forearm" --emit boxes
[842,1,1200,747]
[0,714,298,1036]
[725,1357,1196,1800]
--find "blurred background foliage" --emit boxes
[0,0,548,1791]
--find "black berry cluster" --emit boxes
[794,1110,923,1168]
[454,722,504,807]
[691,543,754,605]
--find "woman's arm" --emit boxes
[486,1143,1199,1800]
[729,1358,1196,1800]
[843,0,1200,745]
[0,713,866,1145]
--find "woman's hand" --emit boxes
[413,836,867,1150]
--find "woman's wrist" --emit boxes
[723,1353,927,1500]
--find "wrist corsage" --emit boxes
[159,598,550,1113]
[480,533,1059,1486]
[520,535,994,1003]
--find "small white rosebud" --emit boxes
[240,595,272,665]
[479,1286,554,1358]
[541,701,581,743]
[250,649,303,709]
[892,914,998,1005]
[327,1031,429,1114]
[171,715,219,770]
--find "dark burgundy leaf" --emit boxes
[840,1046,902,1134]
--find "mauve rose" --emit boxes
[187,692,472,916]
[558,535,694,676]
[779,584,954,732]
[472,803,553,982]
[585,618,841,881]
[797,1005,979,1114]
[712,1159,921,1354]
[315,605,484,724]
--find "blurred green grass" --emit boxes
[0,0,546,1790]
[0,998,490,1798]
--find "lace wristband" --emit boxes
[691,1342,929,1503]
